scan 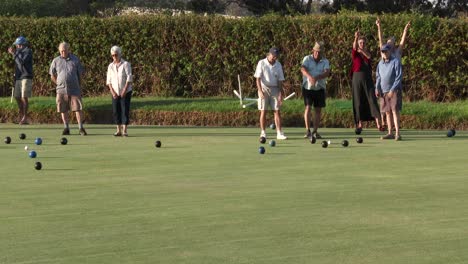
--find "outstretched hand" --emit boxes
[404,21,411,32]
[354,30,360,38]
[376,17,380,27]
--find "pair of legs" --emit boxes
[303,88,325,138]
[260,109,283,134]
[304,105,322,137]
[112,91,132,136]
[258,93,286,139]
[380,113,393,131]
[15,97,29,124]
[61,110,86,134]
[383,110,400,138]
[380,90,402,140]
[14,79,32,124]
[57,94,86,135]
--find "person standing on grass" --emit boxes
[376,18,411,129]
[254,47,287,140]
[351,31,382,134]
[106,46,133,137]
[49,42,87,136]
[8,36,33,125]
[376,44,403,141]
[300,41,330,139]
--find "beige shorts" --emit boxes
[56,94,83,113]
[258,94,280,111]
[379,89,402,113]
[14,79,32,98]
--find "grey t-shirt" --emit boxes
[49,54,84,96]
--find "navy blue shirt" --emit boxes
[14,47,33,80]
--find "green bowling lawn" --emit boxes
[1,125,467,264]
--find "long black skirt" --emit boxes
[352,72,380,124]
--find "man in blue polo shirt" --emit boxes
[376,44,403,141]
[300,41,330,139]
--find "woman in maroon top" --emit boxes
[351,31,382,134]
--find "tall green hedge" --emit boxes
[0,13,466,101]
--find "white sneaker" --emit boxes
[260,131,267,138]
[277,132,287,140]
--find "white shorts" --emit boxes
[258,95,280,111]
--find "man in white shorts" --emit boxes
[254,47,287,140]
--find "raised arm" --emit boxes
[376,17,384,49]
[399,21,411,52]
[353,30,359,51]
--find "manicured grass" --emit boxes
[1,125,467,263]
[1,96,467,118]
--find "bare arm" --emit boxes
[278,81,283,101]
[376,17,384,49]
[50,75,57,85]
[399,21,411,52]
[316,69,331,80]
[256,78,264,99]
[353,30,359,51]
[358,48,372,60]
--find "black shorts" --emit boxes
[303,88,326,108]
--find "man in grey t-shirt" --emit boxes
[49,42,87,135]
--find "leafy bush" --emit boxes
[0,13,466,101]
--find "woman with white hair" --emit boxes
[106,45,133,136]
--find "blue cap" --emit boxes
[13,36,27,45]
[381,43,391,51]
[269,47,280,56]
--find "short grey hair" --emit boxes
[59,42,70,51]
[110,46,122,57]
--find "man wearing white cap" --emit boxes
[8,36,33,125]
[254,47,287,140]
[300,41,330,139]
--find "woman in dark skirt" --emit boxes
[351,31,382,133]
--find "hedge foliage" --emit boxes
[0,13,466,101]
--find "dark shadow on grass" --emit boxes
[43,168,76,171]
[130,98,234,110]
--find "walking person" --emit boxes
[254,47,287,140]
[8,36,33,125]
[106,46,133,137]
[376,44,403,141]
[300,41,330,139]
[49,42,87,136]
[351,31,382,134]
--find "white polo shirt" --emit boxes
[254,58,285,94]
